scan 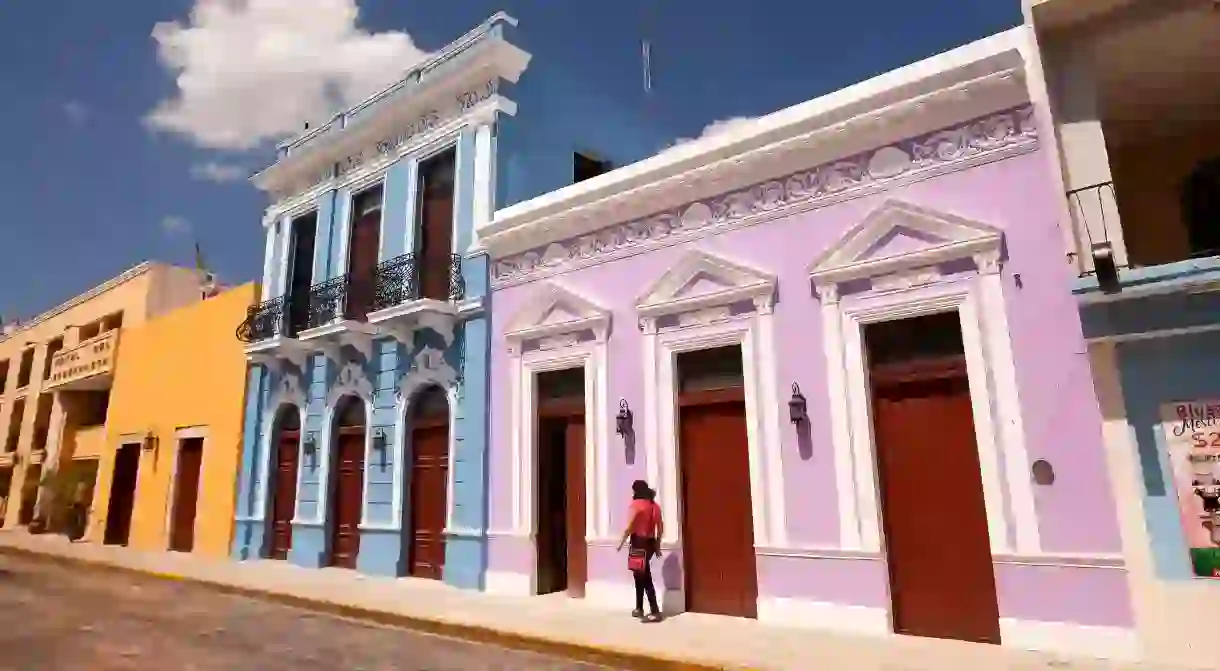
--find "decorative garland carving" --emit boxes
[492,106,1036,287]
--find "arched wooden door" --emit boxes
[329,397,366,569]
[268,406,301,560]
[406,386,449,580]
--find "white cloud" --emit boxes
[673,116,759,147]
[146,0,430,150]
[161,215,192,236]
[655,116,760,157]
[63,101,89,126]
[190,161,246,182]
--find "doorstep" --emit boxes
[0,531,1186,671]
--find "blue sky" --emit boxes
[0,0,1020,321]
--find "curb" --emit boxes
[0,544,739,671]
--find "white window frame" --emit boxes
[811,199,1037,555]
[503,285,612,547]
[391,372,461,534]
[636,249,787,548]
[253,373,307,523]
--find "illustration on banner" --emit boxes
[1163,401,1220,577]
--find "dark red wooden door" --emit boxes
[408,417,449,580]
[168,438,204,553]
[104,445,140,546]
[346,204,381,321]
[329,430,365,569]
[563,417,587,597]
[871,360,1000,644]
[269,430,300,560]
[417,152,455,301]
[678,390,758,618]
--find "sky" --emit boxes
[0,0,1021,321]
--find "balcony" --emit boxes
[1066,134,1220,301]
[293,275,381,363]
[366,253,469,347]
[69,424,106,460]
[44,330,118,391]
[237,294,314,370]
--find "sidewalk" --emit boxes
[0,531,1193,671]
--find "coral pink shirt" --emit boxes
[628,499,661,538]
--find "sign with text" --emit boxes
[1161,400,1220,577]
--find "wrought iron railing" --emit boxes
[307,276,348,329]
[372,253,465,312]
[236,296,288,343]
[1066,181,1127,277]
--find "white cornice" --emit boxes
[0,262,157,344]
[480,28,1030,260]
[254,36,529,198]
[262,96,516,224]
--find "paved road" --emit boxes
[0,554,615,671]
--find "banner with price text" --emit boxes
[1162,400,1220,577]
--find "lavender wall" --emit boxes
[486,133,1125,623]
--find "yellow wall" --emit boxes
[1,262,205,529]
[90,283,257,557]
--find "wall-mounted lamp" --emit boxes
[303,431,319,468]
[141,432,159,452]
[615,399,633,437]
[1031,459,1056,486]
[372,427,388,451]
[788,383,808,425]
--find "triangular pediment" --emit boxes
[808,200,1002,283]
[505,281,610,340]
[637,249,775,317]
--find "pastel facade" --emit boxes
[479,31,1134,658]
[230,14,669,587]
[87,283,258,557]
[1024,0,1220,665]
[0,262,207,532]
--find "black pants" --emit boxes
[630,535,659,615]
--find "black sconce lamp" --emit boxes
[141,432,159,452]
[303,431,319,468]
[372,427,388,452]
[615,399,633,437]
[788,383,808,425]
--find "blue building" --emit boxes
[1026,0,1220,664]
[230,13,670,587]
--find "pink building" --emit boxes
[476,29,1134,658]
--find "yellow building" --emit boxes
[0,262,208,530]
[87,283,258,558]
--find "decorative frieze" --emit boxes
[492,106,1037,287]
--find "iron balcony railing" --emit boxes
[372,253,465,312]
[1066,181,1128,277]
[236,294,309,343]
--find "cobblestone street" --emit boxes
[0,554,614,671]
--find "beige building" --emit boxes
[1024,0,1220,666]
[0,262,209,530]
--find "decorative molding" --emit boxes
[399,346,460,395]
[636,248,777,320]
[326,360,374,406]
[490,106,1035,287]
[504,281,611,349]
[808,199,1004,287]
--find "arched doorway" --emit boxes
[405,385,450,580]
[267,405,301,560]
[329,396,366,569]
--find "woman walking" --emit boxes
[618,479,664,622]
